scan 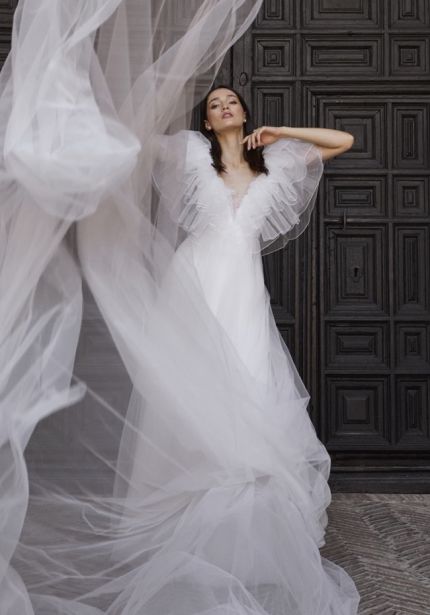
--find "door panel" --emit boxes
[226,0,430,491]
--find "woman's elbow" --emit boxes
[344,133,354,151]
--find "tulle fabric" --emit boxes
[0,1,360,613]
[250,137,325,255]
[153,130,324,255]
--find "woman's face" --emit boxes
[205,88,246,134]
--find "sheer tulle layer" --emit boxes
[9,225,360,614]
[0,1,360,613]
[152,131,325,256]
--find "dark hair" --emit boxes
[199,84,268,176]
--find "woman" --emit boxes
[0,2,360,613]
[109,84,361,614]
[150,84,354,388]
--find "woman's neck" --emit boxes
[216,130,246,169]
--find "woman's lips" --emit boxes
[222,112,233,118]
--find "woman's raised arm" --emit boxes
[243,126,354,162]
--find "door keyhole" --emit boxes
[351,265,362,281]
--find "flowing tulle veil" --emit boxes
[0,1,361,613]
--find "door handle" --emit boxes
[239,72,248,86]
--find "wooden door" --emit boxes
[221,0,430,491]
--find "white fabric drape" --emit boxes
[0,1,360,613]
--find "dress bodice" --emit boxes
[153,130,325,254]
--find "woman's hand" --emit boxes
[241,126,284,150]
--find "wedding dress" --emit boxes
[154,129,325,390]
[0,1,360,613]
[99,129,361,613]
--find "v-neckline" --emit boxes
[199,133,268,214]
[214,170,266,214]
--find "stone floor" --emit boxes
[320,494,430,615]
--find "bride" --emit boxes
[148,83,355,395]
[114,84,361,614]
[0,2,361,613]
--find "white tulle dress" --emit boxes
[156,130,324,389]
[106,130,361,614]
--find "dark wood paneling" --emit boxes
[230,0,430,492]
[0,1,15,67]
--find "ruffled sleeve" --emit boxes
[152,130,215,235]
[248,137,324,255]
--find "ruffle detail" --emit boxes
[240,138,324,253]
[152,132,325,254]
[153,130,229,236]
